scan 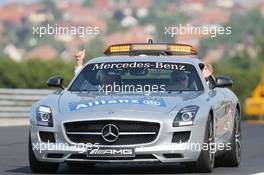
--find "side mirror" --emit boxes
[215,76,233,88]
[47,76,64,89]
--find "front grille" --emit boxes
[64,120,160,145]
[172,131,190,143]
[65,120,159,132]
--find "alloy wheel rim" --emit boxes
[208,121,215,165]
[235,112,241,162]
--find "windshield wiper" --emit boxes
[166,90,183,94]
[71,90,98,93]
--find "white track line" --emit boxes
[251,173,264,175]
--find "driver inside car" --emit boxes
[167,70,189,91]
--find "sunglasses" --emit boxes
[176,77,188,81]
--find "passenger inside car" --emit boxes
[202,63,213,80]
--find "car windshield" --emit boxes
[69,61,204,93]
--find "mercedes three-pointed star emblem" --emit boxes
[101,124,119,142]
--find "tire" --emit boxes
[186,115,215,173]
[28,134,59,173]
[216,109,241,167]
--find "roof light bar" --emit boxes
[104,43,197,55]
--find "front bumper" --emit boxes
[30,118,207,163]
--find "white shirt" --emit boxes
[74,66,83,76]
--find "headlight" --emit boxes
[36,106,53,127]
[173,105,199,127]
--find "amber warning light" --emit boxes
[104,42,197,56]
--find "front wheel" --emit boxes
[28,134,59,173]
[216,109,241,167]
[186,115,215,173]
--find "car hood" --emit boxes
[58,91,204,114]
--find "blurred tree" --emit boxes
[41,0,62,20]
[199,8,264,57]
[0,59,74,88]
[80,38,105,61]
[106,18,124,34]
[138,8,189,42]
[256,37,264,62]
[82,0,94,7]
[220,51,253,70]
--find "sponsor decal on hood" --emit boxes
[69,98,166,112]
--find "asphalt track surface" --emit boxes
[0,123,263,175]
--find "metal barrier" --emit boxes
[0,89,53,118]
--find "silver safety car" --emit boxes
[29,42,241,173]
